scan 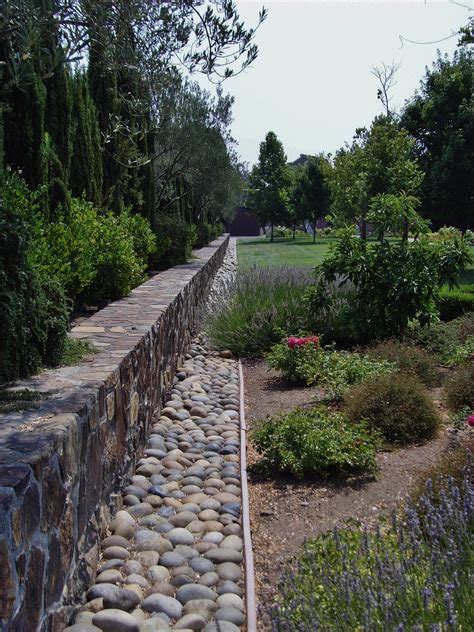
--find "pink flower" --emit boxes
[467,415,474,427]
[287,336,320,349]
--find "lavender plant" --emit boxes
[206,265,314,355]
[270,471,473,631]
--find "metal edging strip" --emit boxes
[238,359,257,632]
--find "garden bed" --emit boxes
[243,359,458,630]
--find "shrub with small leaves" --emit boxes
[251,408,381,478]
[368,339,438,385]
[345,373,440,444]
[445,363,474,412]
[267,338,394,397]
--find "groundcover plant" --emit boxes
[270,469,474,631]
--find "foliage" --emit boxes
[59,338,98,366]
[251,408,380,478]
[345,373,440,444]
[81,211,151,305]
[271,472,474,631]
[206,266,314,355]
[368,339,438,386]
[153,214,196,269]
[329,116,424,238]
[407,312,474,366]
[401,49,473,232]
[445,363,474,412]
[246,131,292,242]
[311,227,472,340]
[267,338,393,398]
[291,155,331,243]
[437,285,474,321]
[0,174,69,383]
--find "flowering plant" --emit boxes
[467,414,474,427]
[287,335,319,348]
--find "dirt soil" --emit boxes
[242,358,453,630]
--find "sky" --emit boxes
[215,0,472,166]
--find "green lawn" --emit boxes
[237,235,474,286]
[237,235,336,268]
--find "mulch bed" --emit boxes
[242,358,454,630]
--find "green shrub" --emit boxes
[437,285,474,321]
[345,373,440,444]
[0,174,69,382]
[206,266,314,355]
[267,338,393,398]
[153,214,195,268]
[313,228,471,342]
[445,363,474,412]
[81,211,148,305]
[368,339,438,385]
[118,210,156,265]
[194,222,212,248]
[251,408,381,477]
[407,312,474,366]
[210,221,225,241]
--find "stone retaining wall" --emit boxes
[0,235,229,632]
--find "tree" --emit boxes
[292,156,331,242]
[247,131,291,242]
[330,116,424,238]
[401,49,473,231]
[371,60,401,118]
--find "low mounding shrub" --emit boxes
[267,337,393,397]
[437,285,474,321]
[407,312,474,366]
[368,339,438,386]
[206,266,314,355]
[345,373,440,444]
[251,408,380,477]
[271,471,473,631]
[0,175,69,382]
[445,363,474,412]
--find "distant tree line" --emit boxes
[247,48,473,238]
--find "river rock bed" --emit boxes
[66,238,243,632]
[66,334,243,632]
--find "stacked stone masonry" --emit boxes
[0,235,229,632]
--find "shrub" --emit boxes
[194,222,212,248]
[267,337,394,398]
[206,266,313,355]
[437,284,474,321]
[81,211,148,305]
[408,312,474,366]
[0,174,69,382]
[368,339,438,385]
[271,472,473,631]
[307,282,363,346]
[153,214,196,268]
[345,373,440,444]
[251,408,380,477]
[313,227,471,341]
[445,363,474,412]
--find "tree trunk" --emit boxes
[402,218,409,241]
[270,221,274,243]
[292,224,296,240]
[312,212,317,243]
